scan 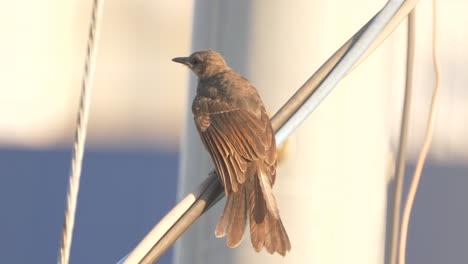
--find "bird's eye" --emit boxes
[191,57,199,66]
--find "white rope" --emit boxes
[58,1,104,263]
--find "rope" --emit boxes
[398,0,441,263]
[58,1,104,263]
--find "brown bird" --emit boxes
[173,50,290,256]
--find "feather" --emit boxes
[248,178,266,252]
[226,187,247,247]
[257,166,280,219]
[192,95,289,255]
[215,195,233,238]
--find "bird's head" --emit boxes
[172,50,228,79]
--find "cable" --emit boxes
[398,0,441,263]
[122,172,217,263]
[58,1,104,263]
[387,9,416,264]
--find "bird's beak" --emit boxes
[172,57,192,68]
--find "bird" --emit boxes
[172,50,290,256]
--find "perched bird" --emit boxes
[173,50,290,256]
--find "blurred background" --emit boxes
[0,0,467,263]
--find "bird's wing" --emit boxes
[192,96,277,195]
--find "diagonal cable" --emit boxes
[58,1,105,263]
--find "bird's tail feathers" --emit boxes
[215,184,247,248]
[215,165,290,255]
[249,166,291,256]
